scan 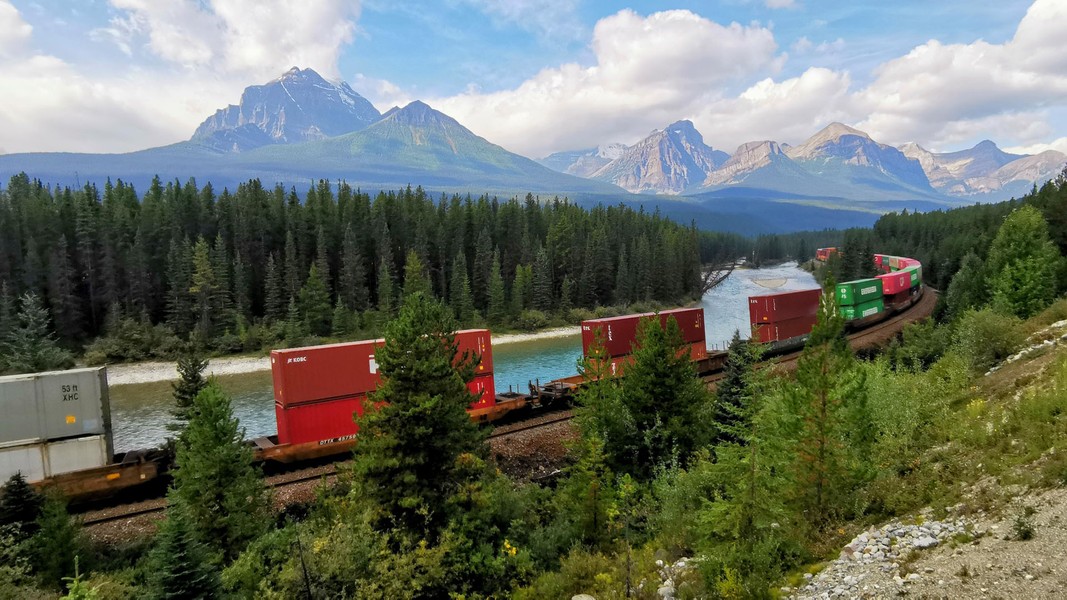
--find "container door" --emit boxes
[38,369,106,441]
[44,435,108,476]
[0,377,41,445]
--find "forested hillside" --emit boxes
[0,173,746,368]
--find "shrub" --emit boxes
[566,307,595,324]
[952,308,1025,373]
[515,310,549,332]
[83,317,183,365]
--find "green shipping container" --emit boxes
[841,298,885,320]
[906,265,922,286]
[835,278,884,306]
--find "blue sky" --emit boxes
[2,0,1065,158]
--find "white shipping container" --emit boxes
[45,435,108,477]
[0,367,113,457]
[0,442,46,482]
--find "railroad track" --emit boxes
[487,411,574,439]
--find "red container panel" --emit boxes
[752,315,817,343]
[468,373,496,410]
[581,313,654,358]
[275,395,365,446]
[877,271,911,295]
[271,340,383,407]
[897,258,920,268]
[455,329,494,374]
[658,308,705,345]
[685,342,708,361]
[748,288,821,324]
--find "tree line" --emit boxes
[0,173,725,368]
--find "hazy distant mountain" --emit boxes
[783,122,934,194]
[900,140,1065,198]
[192,67,381,152]
[590,121,729,194]
[703,140,812,186]
[538,143,627,177]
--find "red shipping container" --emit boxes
[897,258,919,268]
[752,315,817,343]
[659,308,705,345]
[272,340,383,407]
[874,255,884,267]
[581,313,654,358]
[877,271,911,295]
[455,329,494,374]
[686,341,708,361]
[748,288,821,324]
[275,395,365,446]
[468,373,496,410]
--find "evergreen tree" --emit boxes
[232,250,251,323]
[574,332,636,477]
[339,225,369,311]
[486,250,507,325]
[283,230,301,302]
[0,281,13,345]
[314,226,332,296]
[987,205,1061,318]
[613,246,632,306]
[0,472,44,538]
[785,282,870,525]
[532,246,554,312]
[351,293,486,536]
[712,331,760,447]
[47,235,83,343]
[284,296,305,343]
[331,296,351,337]
[944,252,985,321]
[510,264,533,317]
[449,251,476,324]
[210,233,233,326]
[559,274,575,315]
[263,253,285,323]
[2,292,73,374]
[32,494,83,588]
[169,350,209,432]
[615,316,712,478]
[401,249,433,303]
[146,503,221,600]
[376,255,395,315]
[165,237,194,335]
[188,237,218,340]
[556,431,617,549]
[298,264,332,336]
[471,228,494,311]
[170,381,269,560]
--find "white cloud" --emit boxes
[0,0,363,153]
[351,73,412,111]
[765,0,796,8]
[431,9,781,157]
[1005,137,1067,155]
[459,0,584,41]
[0,0,32,57]
[856,0,1067,148]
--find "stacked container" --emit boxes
[815,247,838,261]
[0,367,113,483]
[271,330,497,446]
[840,298,885,320]
[748,288,821,343]
[877,270,912,295]
[580,308,708,367]
[835,278,883,307]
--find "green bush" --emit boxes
[567,307,596,324]
[952,308,1025,373]
[83,317,183,365]
[515,310,549,332]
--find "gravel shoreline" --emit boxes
[105,326,580,386]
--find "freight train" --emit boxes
[0,251,924,502]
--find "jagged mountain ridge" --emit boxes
[899,140,1065,197]
[587,120,729,194]
[538,144,627,178]
[192,67,381,152]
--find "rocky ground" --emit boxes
[787,487,1067,599]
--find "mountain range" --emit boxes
[0,66,1064,234]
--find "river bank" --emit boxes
[105,326,580,386]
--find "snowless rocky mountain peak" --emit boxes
[192,66,381,153]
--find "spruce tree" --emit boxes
[146,503,221,600]
[232,250,251,323]
[165,237,194,335]
[401,249,433,303]
[209,233,233,326]
[170,381,269,560]
[0,281,13,344]
[449,251,476,324]
[944,252,985,321]
[471,228,493,311]
[987,205,1061,318]
[263,253,285,323]
[351,293,486,536]
[785,282,869,524]
[532,246,554,312]
[188,237,217,340]
[298,264,332,337]
[331,296,351,337]
[376,255,395,315]
[510,264,532,317]
[559,274,575,315]
[2,292,73,374]
[0,472,44,538]
[339,225,369,311]
[712,331,759,446]
[169,350,208,432]
[47,235,83,343]
[32,493,83,588]
[486,250,507,325]
[613,246,631,306]
[283,230,301,302]
[314,226,332,296]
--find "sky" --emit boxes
[1,0,1066,159]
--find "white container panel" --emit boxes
[0,443,46,483]
[0,377,41,446]
[45,435,108,476]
